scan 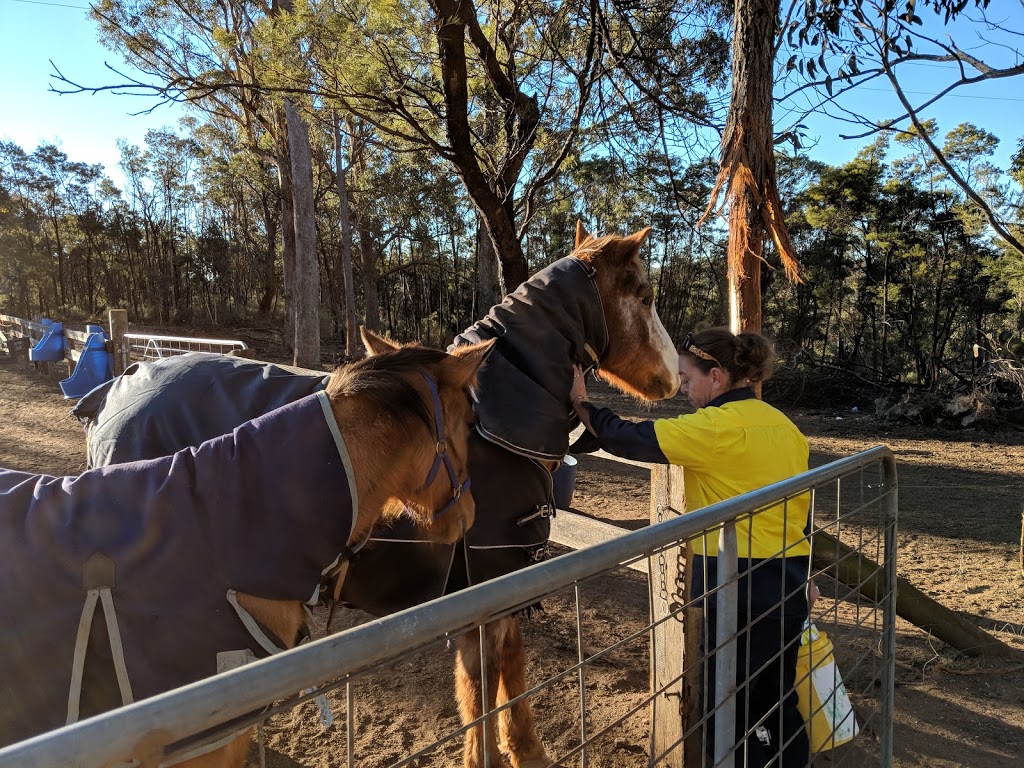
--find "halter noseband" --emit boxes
[417,369,472,518]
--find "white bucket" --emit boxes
[795,622,859,752]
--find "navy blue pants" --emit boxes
[694,556,811,768]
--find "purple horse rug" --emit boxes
[0,392,357,748]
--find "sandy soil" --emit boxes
[1,356,1022,768]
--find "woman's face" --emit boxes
[677,355,727,408]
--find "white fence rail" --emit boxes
[121,332,248,365]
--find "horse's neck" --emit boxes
[330,400,413,535]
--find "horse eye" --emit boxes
[641,296,652,307]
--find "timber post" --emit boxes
[650,463,699,765]
[108,309,128,376]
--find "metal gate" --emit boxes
[0,447,897,768]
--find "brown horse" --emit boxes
[0,334,493,768]
[70,223,680,768]
[404,222,680,768]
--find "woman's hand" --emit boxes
[570,365,589,406]
[570,365,597,435]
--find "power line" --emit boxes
[855,85,1024,102]
[5,0,90,9]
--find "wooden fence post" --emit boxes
[108,309,128,375]
[650,463,699,765]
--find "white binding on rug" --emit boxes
[226,590,287,656]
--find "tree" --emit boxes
[777,0,1024,257]
[704,0,800,340]
[296,0,725,302]
[80,0,323,362]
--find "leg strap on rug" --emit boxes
[67,555,134,726]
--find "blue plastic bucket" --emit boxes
[551,455,578,509]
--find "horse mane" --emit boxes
[325,346,450,433]
[569,233,620,261]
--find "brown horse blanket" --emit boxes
[0,392,357,747]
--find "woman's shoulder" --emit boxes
[718,397,803,430]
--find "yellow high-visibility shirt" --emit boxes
[653,398,811,558]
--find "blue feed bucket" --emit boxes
[552,455,578,509]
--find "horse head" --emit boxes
[348,328,495,544]
[572,222,680,401]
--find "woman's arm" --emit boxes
[569,366,669,463]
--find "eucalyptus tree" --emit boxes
[192,117,283,316]
[0,142,45,315]
[998,142,1024,324]
[85,0,323,364]
[70,174,120,316]
[699,0,1017,349]
[789,129,1005,387]
[286,0,726,303]
[24,144,95,309]
[776,0,1023,257]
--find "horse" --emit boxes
[72,222,681,767]
[0,334,493,768]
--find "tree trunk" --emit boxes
[726,0,773,335]
[350,122,381,333]
[334,111,359,359]
[359,224,381,333]
[285,99,321,368]
[709,0,798,343]
[432,4,529,294]
[475,216,502,314]
[258,192,279,316]
[276,107,297,353]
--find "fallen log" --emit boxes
[813,530,1014,658]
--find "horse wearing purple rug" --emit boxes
[1,337,492,768]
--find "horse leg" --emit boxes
[455,624,505,768]
[495,617,550,768]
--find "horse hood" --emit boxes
[451,257,608,461]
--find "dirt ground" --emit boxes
[1,356,1022,768]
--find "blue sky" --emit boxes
[0,0,190,185]
[1,0,1021,190]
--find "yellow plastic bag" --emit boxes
[795,622,859,752]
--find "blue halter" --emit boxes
[418,369,472,518]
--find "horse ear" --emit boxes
[361,327,401,357]
[446,338,496,389]
[575,220,591,248]
[626,226,652,248]
[615,226,652,261]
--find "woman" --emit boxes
[569,326,811,768]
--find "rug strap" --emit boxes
[99,587,135,707]
[226,590,286,656]
[66,589,99,725]
[65,585,135,727]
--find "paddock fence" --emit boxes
[1,309,248,397]
[0,442,898,768]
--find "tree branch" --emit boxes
[880,43,1024,259]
